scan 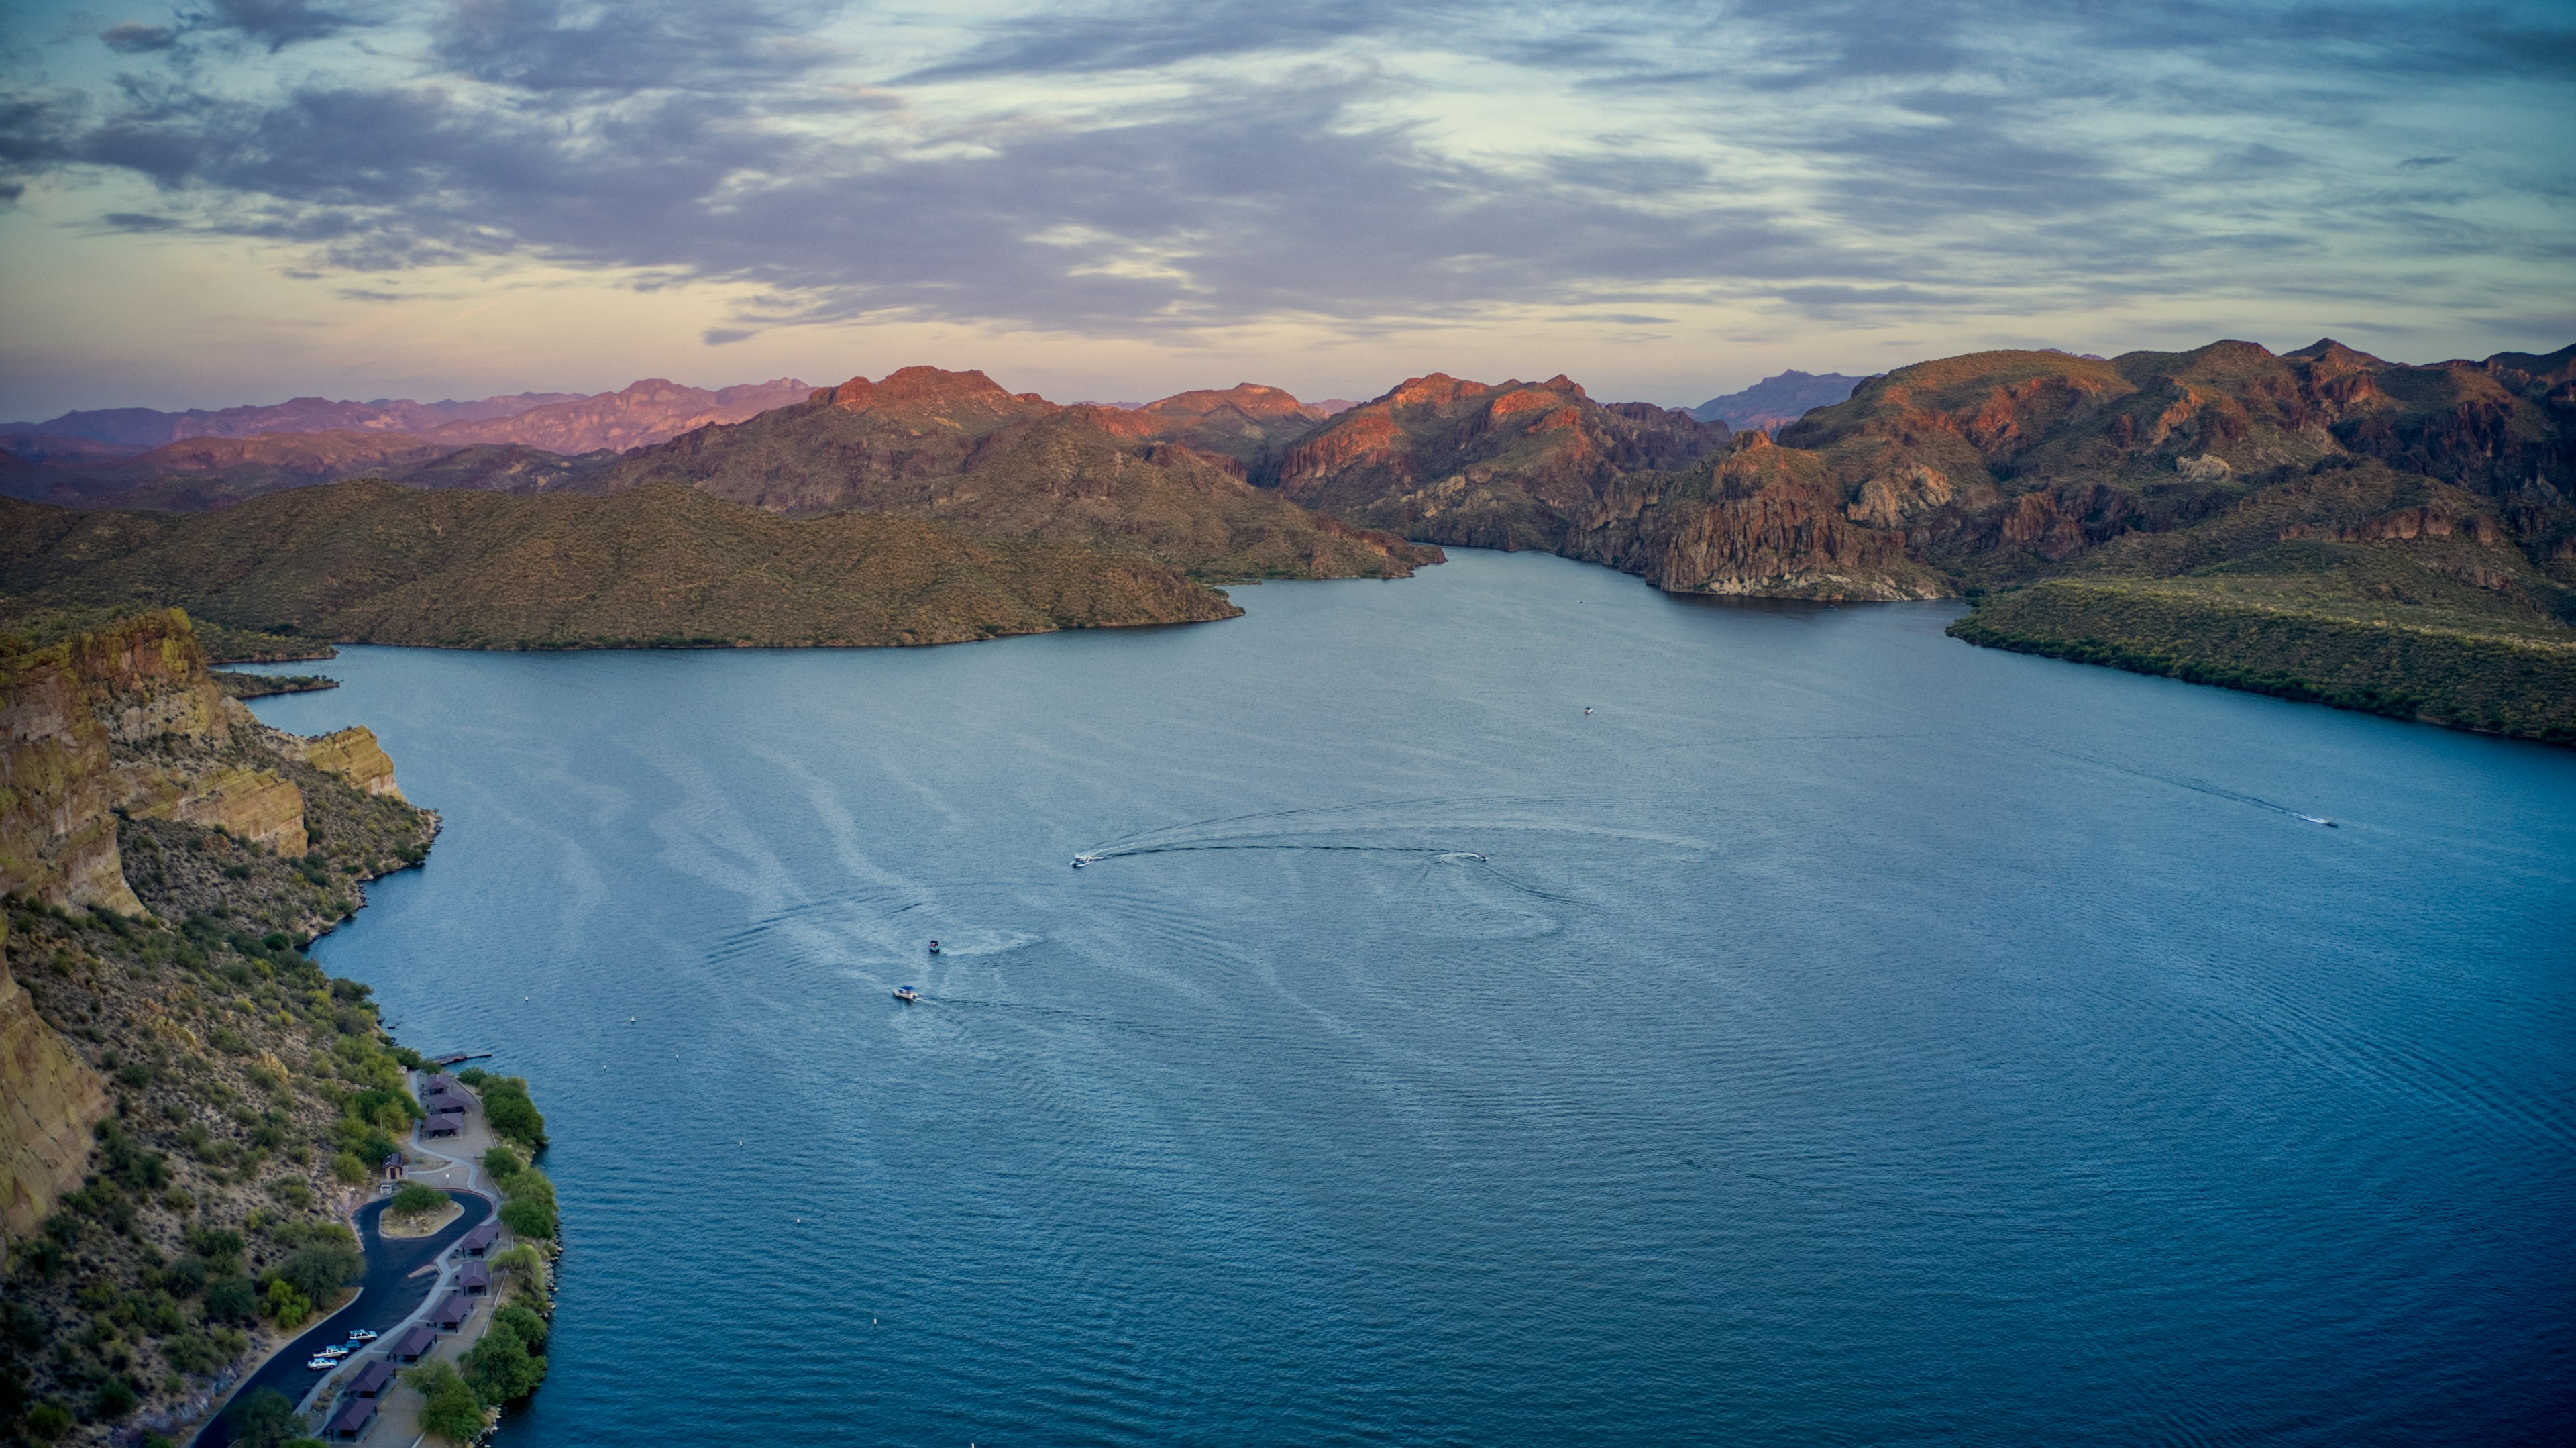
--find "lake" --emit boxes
[237,548,2576,1445]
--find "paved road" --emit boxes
[191,1189,494,1448]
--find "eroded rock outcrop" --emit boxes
[0,933,107,1243]
[1567,435,1950,600]
[1273,373,1730,552]
[0,608,427,1246]
[266,725,405,800]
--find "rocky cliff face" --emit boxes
[0,613,205,915]
[1564,434,1950,600]
[1130,384,1331,480]
[0,934,107,1243]
[0,614,305,1242]
[1273,373,1731,551]
[268,725,406,800]
[1775,338,2576,586]
[0,609,428,1251]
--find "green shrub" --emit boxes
[24,1402,71,1440]
[91,1378,140,1420]
[474,1076,545,1149]
[201,1276,258,1324]
[331,1151,370,1185]
[461,1316,546,1404]
[263,1278,311,1329]
[491,1303,547,1355]
[499,1196,554,1239]
[279,1243,363,1303]
[227,1388,301,1448]
[490,1243,547,1295]
[186,1225,244,1264]
[408,1361,486,1443]
[156,1255,209,1297]
[390,1182,444,1217]
[481,1145,524,1179]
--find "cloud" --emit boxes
[900,0,1395,81]
[101,23,181,53]
[1,0,2567,350]
[199,0,360,52]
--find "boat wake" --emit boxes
[2025,742,2341,828]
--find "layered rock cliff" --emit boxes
[0,931,107,1243]
[1564,434,1949,600]
[0,609,421,1245]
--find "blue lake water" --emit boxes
[236,549,2576,1445]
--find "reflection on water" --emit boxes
[241,550,2576,1446]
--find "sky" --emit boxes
[1,0,2571,419]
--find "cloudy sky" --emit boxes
[1,0,2569,417]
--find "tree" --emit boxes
[408,1362,487,1444]
[280,1242,364,1302]
[201,1275,258,1324]
[479,1086,545,1150]
[490,1243,547,1295]
[227,1388,301,1448]
[390,1182,444,1217]
[462,1321,546,1404]
[481,1145,524,1178]
[499,1196,554,1239]
[264,1277,311,1329]
[491,1303,548,1355]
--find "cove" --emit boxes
[235,548,2576,1445]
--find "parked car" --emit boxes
[305,1356,338,1371]
[317,1344,351,1359]
[347,1328,379,1342]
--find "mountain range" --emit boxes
[1688,370,1867,433]
[3,343,2569,739]
[0,378,810,470]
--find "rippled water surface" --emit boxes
[239,550,2576,1445]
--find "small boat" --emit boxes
[927,939,941,954]
[892,986,920,1003]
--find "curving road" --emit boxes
[191,1188,494,1448]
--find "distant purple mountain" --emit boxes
[3,392,588,448]
[1688,371,1866,433]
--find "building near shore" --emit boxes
[389,1325,435,1363]
[432,1292,472,1331]
[325,1396,378,1442]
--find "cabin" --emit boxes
[458,1221,498,1257]
[344,1359,394,1398]
[389,1325,436,1363]
[423,1114,462,1139]
[378,1152,405,1184]
[459,1260,491,1296]
[325,1396,378,1442]
[431,1292,472,1332]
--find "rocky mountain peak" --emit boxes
[1140,384,1319,421]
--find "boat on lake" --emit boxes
[892,986,920,1003]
